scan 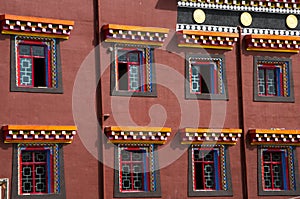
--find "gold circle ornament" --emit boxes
[286,15,298,29]
[193,9,206,24]
[240,12,252,27]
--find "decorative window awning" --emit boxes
[177,30,238,50]
[181,128,242,145]
[249,129,300,146]
[102,24,169,46]
[2,125,77,144]
[104,126,171,144]
[245,34,300,53]
[0,14,74,39]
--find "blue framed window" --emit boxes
[188,145,233,196]
[254,57,294,102]
[186,55,228,100]
[114,144,161,197]
[111,45,157,97]
[258,146,300,196]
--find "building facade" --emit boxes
[0,0,300,199]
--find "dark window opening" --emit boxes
[34,58,46,87]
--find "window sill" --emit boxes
[111,90,157,97]
[11,86,63,94]
[254,95,294,102]
[185,93,228,100]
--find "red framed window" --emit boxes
[261,149,289,191]
[119,147,149,192]
[17,41,51,88]
[192,148,221,191]
[116,49,146,92]
[190,63,218,94]
[19,147,53,195]
[257,64,283,96]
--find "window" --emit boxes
[12,144,66,199]
[11,36,63,93]
[258,146,300,196]
[188,145,232,197]
[186,55,228,100]
[254,57,294,102]
[111,45,156,97]
[114,144,161,197]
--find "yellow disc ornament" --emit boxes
[240,12,252,27]
[286,15,298,29]
[193,9,206,24]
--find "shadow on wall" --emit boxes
[155,0,177,11]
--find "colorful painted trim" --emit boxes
[177,30,238,50]
[249,129,300,146]
[181,128,242,145]
[245,34,300,53]
[104,126,171,145]
[0,14,74,39]
[177,1,300,14]
[176,24,238,33]
[2,125,77,144]
[17,143,60,195]
[102,24,169,46]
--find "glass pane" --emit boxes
[266,69,276,95]
[34,151,47,162]
[19,58,33,86]
[121,150,130,161]
[22,151,33,162]
[200,65,212,94]
[132,151,143,161]
[258,69,266,95]
[128,52,139,62]
[118,50,127,62]
[19,45,31,55]
[204,151,214,161]
[204,164,215,188]
[191,66,200,93]
[129,65,140,91]
[32,46,45,57]
[22,165,33,193]
[263,164,272,189]
[35,165,47,193]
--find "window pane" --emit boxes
[34,151,47,162]
[19,45,31,55]
[128,52,139,62]
[258,69,266,95]
[129,65,140,91]
[118,51,127,62]
[19,58,33,86]
[191,66,200,93]
[266,69,276,95]
[35,165,47,193]
[200,65,212,94]
[22,165,33,193]
[22,151,33,162]
[32,46,45,57]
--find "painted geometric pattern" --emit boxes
[118,144,156,192]
[114,44,153,92]
[15,36,58,88]
[249,129,300,145]
[245,34,300,53]
[177,0,300,11]
[177,31,238,50]
[260,146,296,191]
[105,126,171,145]
[188,57,224,94]
[2,125,77,144]
[192,145,228,191]
[181,128,242,145]
[0,14,74,39]
[103,24,169,46]
[18,143,60,195]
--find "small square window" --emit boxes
[254,57,294,102]
[185,55,228,100]
[188,145,232,197]
[114,144,161,197]
[111,45,157,97]
[12,144,66,199]
[11,36,63,93]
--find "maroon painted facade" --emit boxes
[0,0,299,199]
